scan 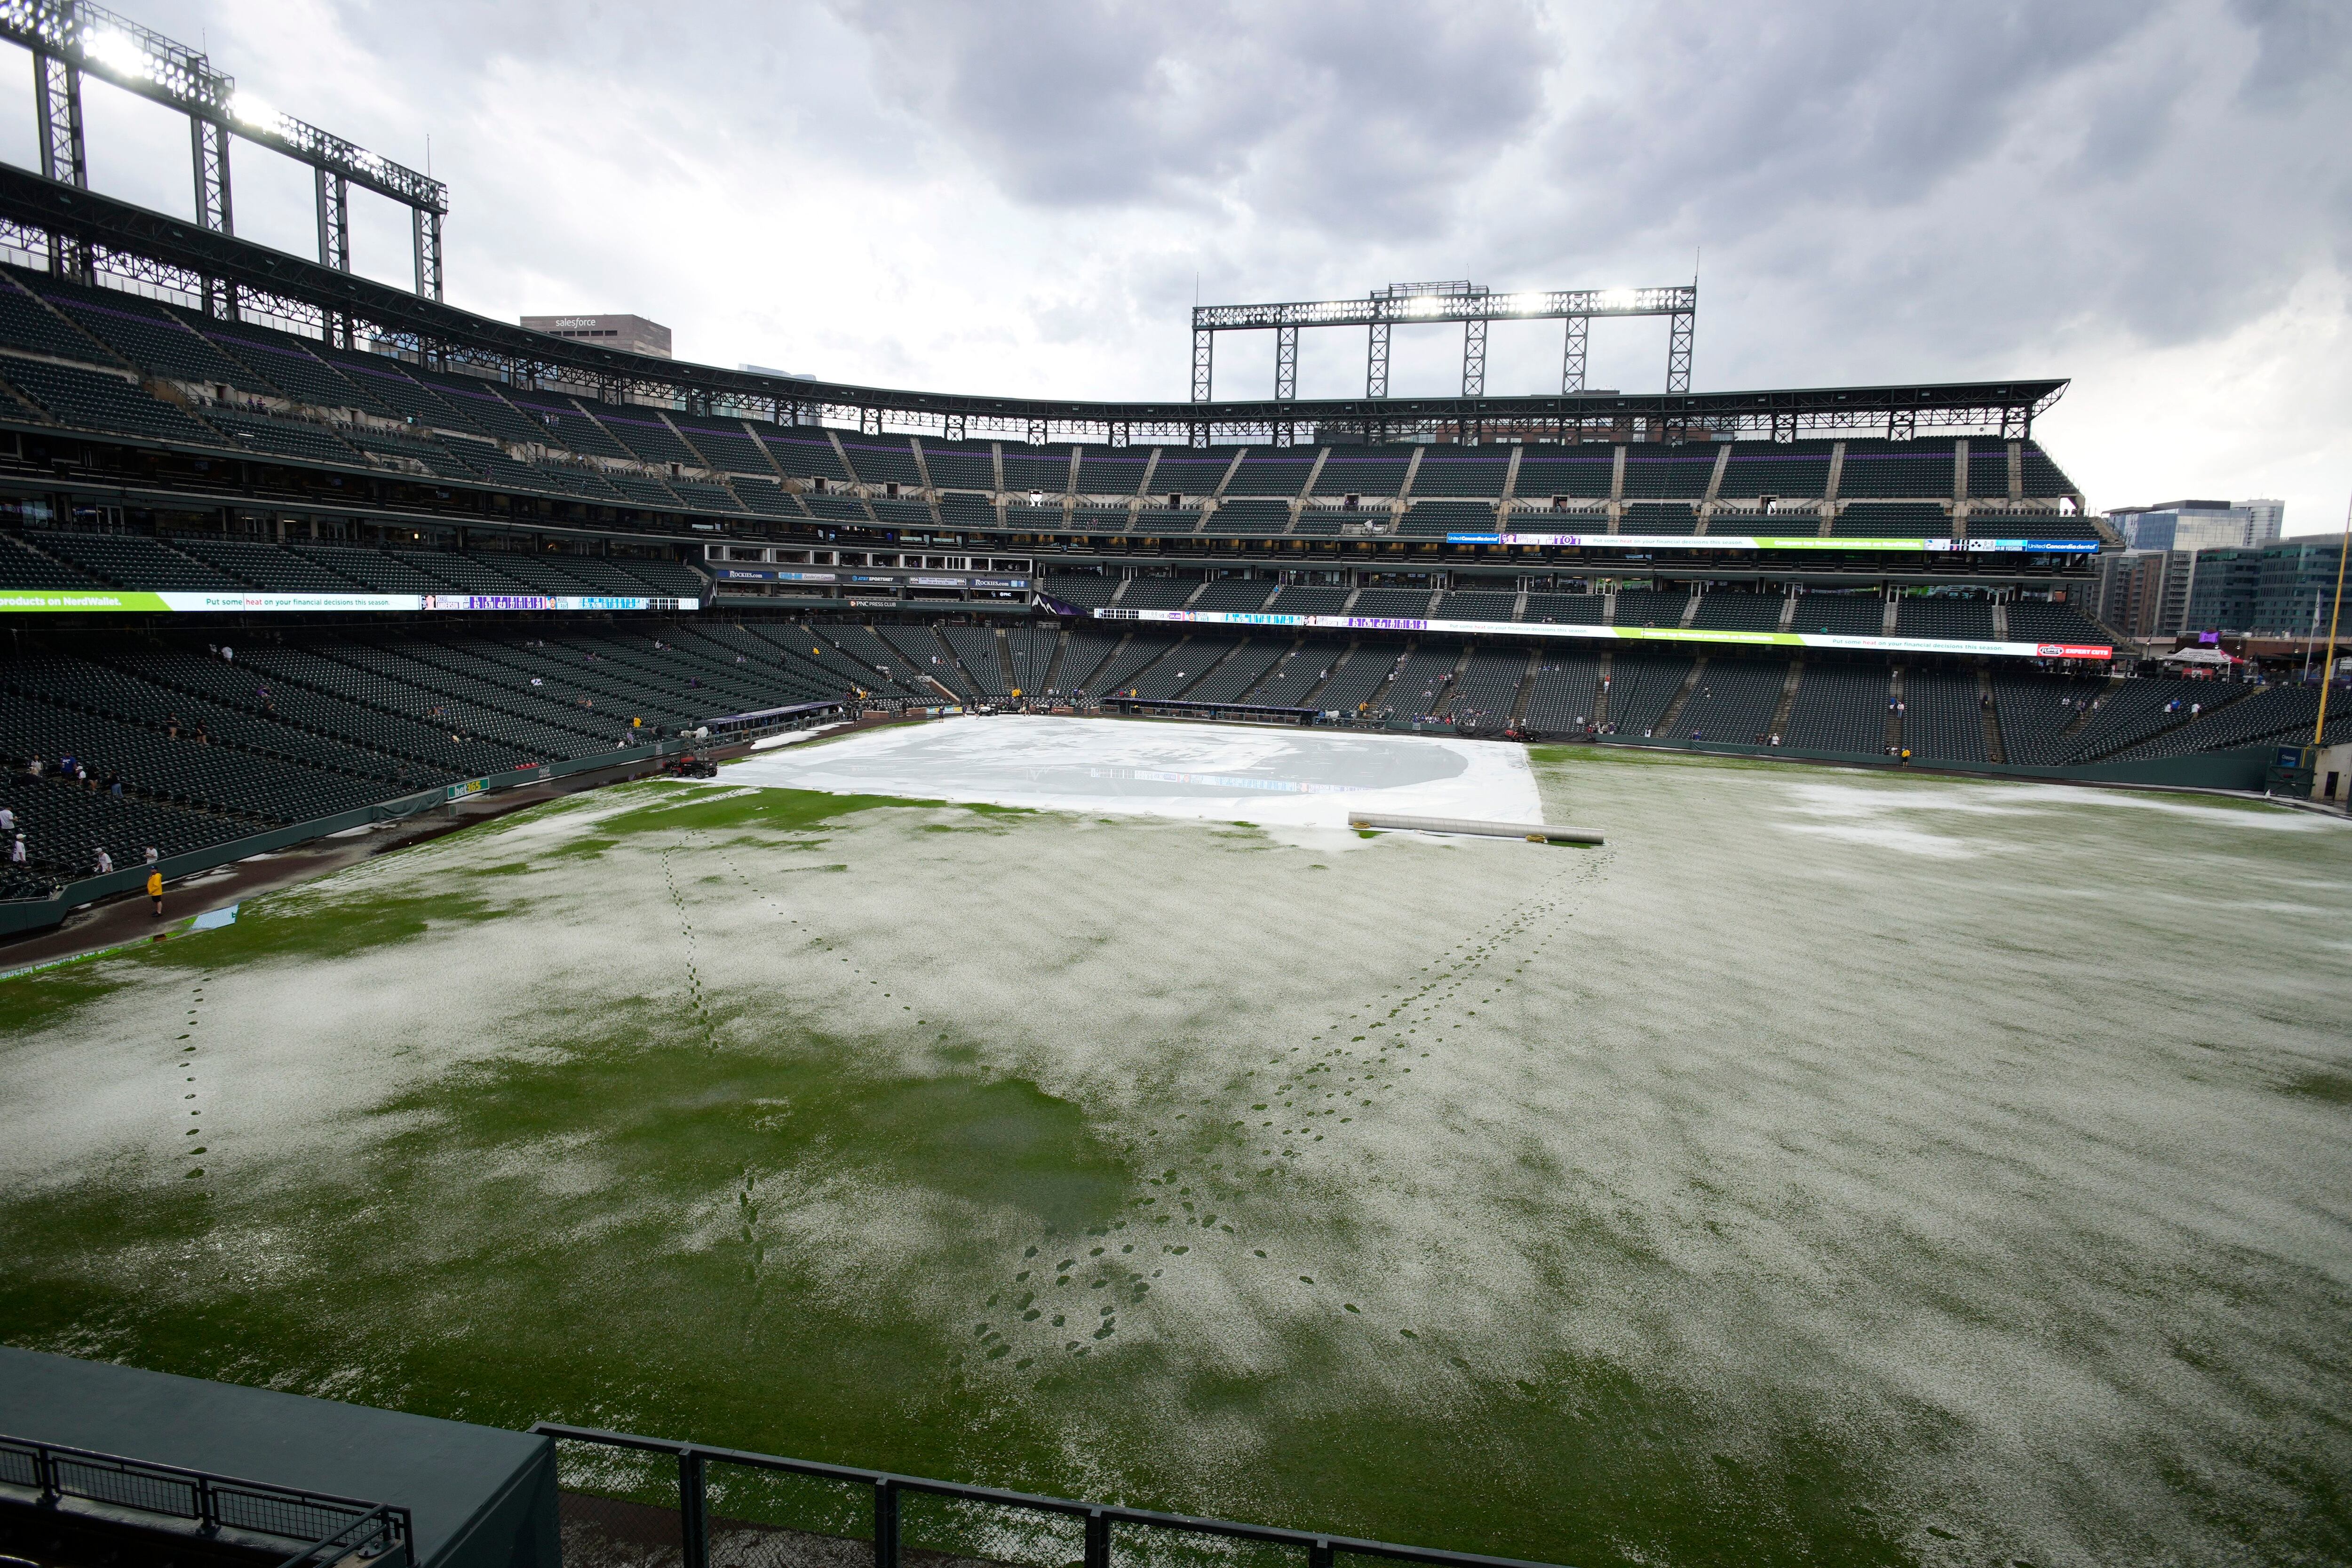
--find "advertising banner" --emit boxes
[1447,532,2099,554]
[0,589,418,613]
[1092,605,2111,661]
[714,567,838,583]
[421,594,694,612]
[0,589,699,613]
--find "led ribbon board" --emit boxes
[1447,533,2100,553]
[1092,606,2111,661]
[0,591,699,613]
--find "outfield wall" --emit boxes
[1546,735,2281,792]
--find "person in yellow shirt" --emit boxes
[147,868,163,918]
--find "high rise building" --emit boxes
[2106,498,2284,552]
[2241,499,2285,545]
[2174,536,2345,636]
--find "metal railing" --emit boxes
[0,1433,413,1568]
[536,1423,1566,1568]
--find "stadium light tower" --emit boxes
[0,0,450,313]
[1190,279,1697,402]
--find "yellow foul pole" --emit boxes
[2315,493,2352,746]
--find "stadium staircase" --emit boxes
[1978,669,2006,763]
[1768,663,1804,741]
[1883,669,1905,751]
[1653,661,1708,735]
[994,629,1019,694]
[1507,649,1542,730]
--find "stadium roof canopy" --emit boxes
[0,163,2067,450]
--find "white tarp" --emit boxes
[722,714,1542,827]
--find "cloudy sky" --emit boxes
[0,0,2344,531]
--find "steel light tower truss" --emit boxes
[0,0,449,297]
[1192,279,1698,401]
[0,171,2070,459]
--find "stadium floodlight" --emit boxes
[0,0,448,300]
[1192,278,1700,399]
[82,27,145,78]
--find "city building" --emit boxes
[2092,549,2177,638]
[2257,535,2350,638]
[520,313,673,358]
[2176,536,2346,637]
[2106,498,2284,552]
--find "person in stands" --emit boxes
[9,834,24,866]
[94,846,112,874]
[0,804,12,833]
[144,845,158,865]
[148,866,163,918]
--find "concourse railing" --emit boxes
[0,1433,414,1568]
[536,1424,1567,1568]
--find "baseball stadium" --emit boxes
[0,8,2346,1568]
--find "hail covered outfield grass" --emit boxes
[2,735,2349,1568]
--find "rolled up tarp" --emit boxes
[1348,812,1603,845]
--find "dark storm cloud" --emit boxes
[85,0,2352,522]
[829,0,1553,234]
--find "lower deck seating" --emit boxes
[1901,669,1989,762]
[1442,648,1526,728]
[1379,645,1465,718]
[2055,677,2212,761]
[1054,630,1127,697]
[2107,684,2340,759]
[1520,654,1605,734]
[1607,655,1696,735]
[817,624,928,694]
[1089,634,1185,698]
[1,605,2290,904]
[1673,660,1789,743]
[1991,673,2110,764]
[1126,638,1244,700]
[1240,646,1329,708]
[1184,638,1290,704]
[1304,645,1400,714]
[937,626,1010,698]
[1783,664,1890,754]
[1005,625,1059,695]
[875,625,977,698]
